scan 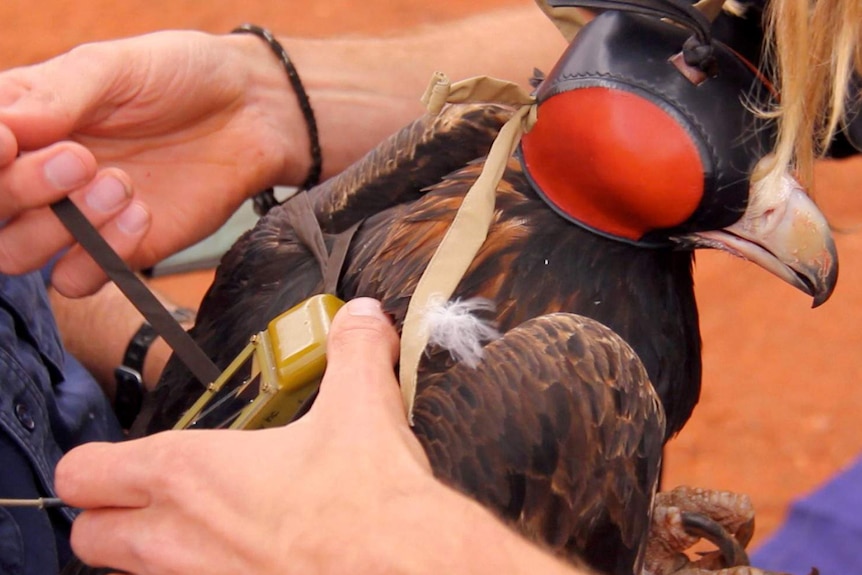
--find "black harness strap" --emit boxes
[322,221,360,295]
[281,190,360,295]
[282,191,329,277]
[547,0,715,70]
[268,191,362,425]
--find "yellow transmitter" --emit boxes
[174,294,344,430]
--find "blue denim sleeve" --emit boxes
[0,271,122,574]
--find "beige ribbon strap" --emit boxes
[421,72,536,114]
[399,73,536,422]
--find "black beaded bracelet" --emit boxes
[232,23,322,215]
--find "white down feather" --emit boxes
[422,297,501,368]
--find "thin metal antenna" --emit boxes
[0,497,69,509]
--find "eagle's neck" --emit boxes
[488,186,702,439]
[348,166,703,439]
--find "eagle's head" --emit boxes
[520,10,838,306]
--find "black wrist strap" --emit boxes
[113,307,195,429]
[113,322,157,429]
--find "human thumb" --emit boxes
[314,298,405,421]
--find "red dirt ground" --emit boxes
[4,0,860,551]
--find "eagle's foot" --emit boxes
[664,568,816,575]
[643,486,756,575]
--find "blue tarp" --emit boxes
[752,455,862,575]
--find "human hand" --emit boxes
[0,31,307,296]
[56,297,586,575]
[55,297,436,574]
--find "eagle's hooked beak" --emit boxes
[675,171,839,307]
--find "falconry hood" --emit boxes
[521,1,777,247]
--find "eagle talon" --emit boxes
[642,487,816,575]
[663,567,815,575]
[680,511,750,568]
[674,565,819,575]
[644,486,761,575]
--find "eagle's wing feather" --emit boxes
[413,313,665,574]
[135,104,509,436]
[310,103,511,233]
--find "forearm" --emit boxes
[235,6,566,189]
[48,281,190,397]
[291,7,566,180]
[404,482,591,575]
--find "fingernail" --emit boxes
[347,297,385,318]
[44,151,89,190]
[0,124,17,163]
[116,202,149,235]
[85,176,129,213]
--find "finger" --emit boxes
[71,507,203,575]
[314,298,431,470]
[0,123,18,167]
[314,298,403,422]
[0,168,136,282]
[55,440,154,510]
[50,200,151,297]
[70,508,140,573]
[0,143,97,219]
[71,498,243,575]
[0,48,119,149]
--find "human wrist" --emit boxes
[140,308,195,392]
[231,26,321,200]
[114,307,194,428]
[222,32,315,195]
[232,31,428,188]
[141,336,173,392]
[286,37,430,180]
